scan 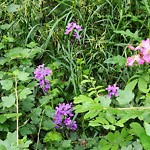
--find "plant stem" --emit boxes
[36,110,44,150]
[103,107,150,110]
[14,77,19,146]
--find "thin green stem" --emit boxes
[36,110,44,150]
[14,77,19,146]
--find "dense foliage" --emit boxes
[0,0,150,149]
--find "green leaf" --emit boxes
[20,126,32,136]
[138,78,148,93]
[7,131,17,144]
[0,115,7,124]
[74,95,93,104]
[104,55,126,66]
[19,88,32,99]
[84,111,99,119]
[7,3,20,13]
[130,122,150,149]
[0,71,5,79]
[114,29,141,40]
[99,96,111,107]
[62,140,71,148]
[125,79,138,91]
[144,122,150,136]
[116,90,134,105]
[0,79,13,90]
[44,131,62,142]
[22,96,34,112]
[17,71,29,81]
[1,95,15,108]
[42,120,55,130]
[89,121,100,126]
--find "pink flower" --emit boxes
[140,38,150,63]
[126,54,144,66]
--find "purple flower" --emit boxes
[106,84,119,98]
[65,22,82,39]
[53,103,77,130]
[34,64,52,92]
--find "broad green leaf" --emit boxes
[99,96,111,107]
[62,140,71,148]
[74,105,89,113]
[7,3,20,13]
[44,131,62,142]
[84,111,99,119]
[0,57,9,65]
[0,71,5,79]
[104,55,126,66]
[138,78,148,93]
[17,71,29,81]
[0,115,7,124]
[22,96,34,112]
[74,95,93,104]
[144,122,150,136]
[42,120,55,130]
[4,113,21,119]
[0,79,13,90]
[19,88,32,99]
[20,126,32,136]
[1,95,15,108]
[125,79,138,91]
[89,121,100,126]
[130,122,150,149]
[7,131,17,144]
[116,90,134,105]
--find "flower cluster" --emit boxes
[106,84,119,98]
[34,64,52,92]
[65,22,82,39]
[53,103,77,130]
[126,38,150,66]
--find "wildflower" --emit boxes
[106,84,119,98]
[140,38,150,63]
[53,103,77,130]
[126,54,144,66]
[65,22,82,39]
[34,64,52,92]
[127,38,150,66]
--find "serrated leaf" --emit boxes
[1,95,15,108]
[62,140,71,148]
[116,90,134,105]
[19,88,32,99]
[20,126,32,136]
[17,71,29,81]
[44,131,62,142]
[42,120,55,130]
[0,79,13,90]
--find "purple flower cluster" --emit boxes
[65,22,82,39]
[106,84,119,98]
[53,103,77,130]
[34,64,52,92]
